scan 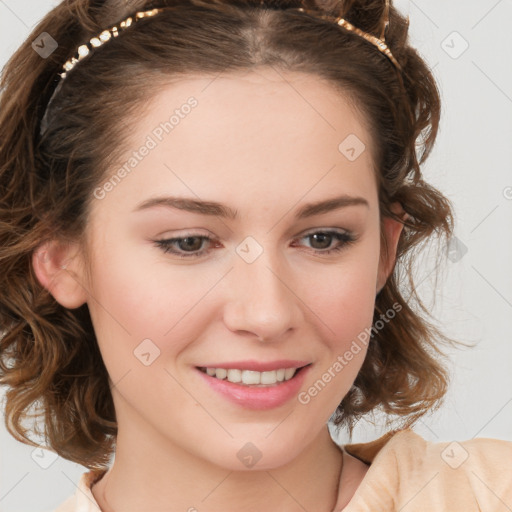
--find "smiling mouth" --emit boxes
[197,365,310,387]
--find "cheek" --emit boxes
[307,234,381,348]
[86,206,205,322]
[296,243,380,411]
[83,236,216,377]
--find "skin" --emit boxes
[33,66,403,511]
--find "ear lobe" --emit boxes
[32,240,88,309]
[377,203,406,293]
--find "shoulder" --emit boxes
[342,428,512,511]
[50,469,106,512]
[378,428,512,478]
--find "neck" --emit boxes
[92,419,344,512]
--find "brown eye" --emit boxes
[177,236,204,252]
[154,235,213,259]
[295,230,356,255]
[308,232,334,250]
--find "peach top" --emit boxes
[52,428,512,511]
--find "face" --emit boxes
[50,67,401,470]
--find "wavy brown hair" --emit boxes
[0,0,468,469]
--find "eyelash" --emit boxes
[153,230,356,259]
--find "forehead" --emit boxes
[138,67,374,156]
[90,67,377,220]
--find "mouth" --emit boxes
[195,362,313,410]
[196,364,311,387]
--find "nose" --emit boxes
[222,248,302,342]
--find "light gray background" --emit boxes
[1,1,511,511]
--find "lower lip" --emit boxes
[195,365,311,410]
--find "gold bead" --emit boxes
[77,45,90,59]
[99,30,111,42]
[120,17,133,28]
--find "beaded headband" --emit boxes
[39,1,401,135]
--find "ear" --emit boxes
[376,202,406,294]
[32,239,88,309]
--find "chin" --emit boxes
[199,429,318,472]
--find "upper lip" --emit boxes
[196,360,311,372]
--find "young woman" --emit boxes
[1,0,511,511]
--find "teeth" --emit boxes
[201,367,299,385]
[260,371,276,385]
[284,368,296,380]
[215,368,227,380]
[242,370,261,385]
[227,369,242,383]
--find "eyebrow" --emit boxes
[133,194,369,220]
